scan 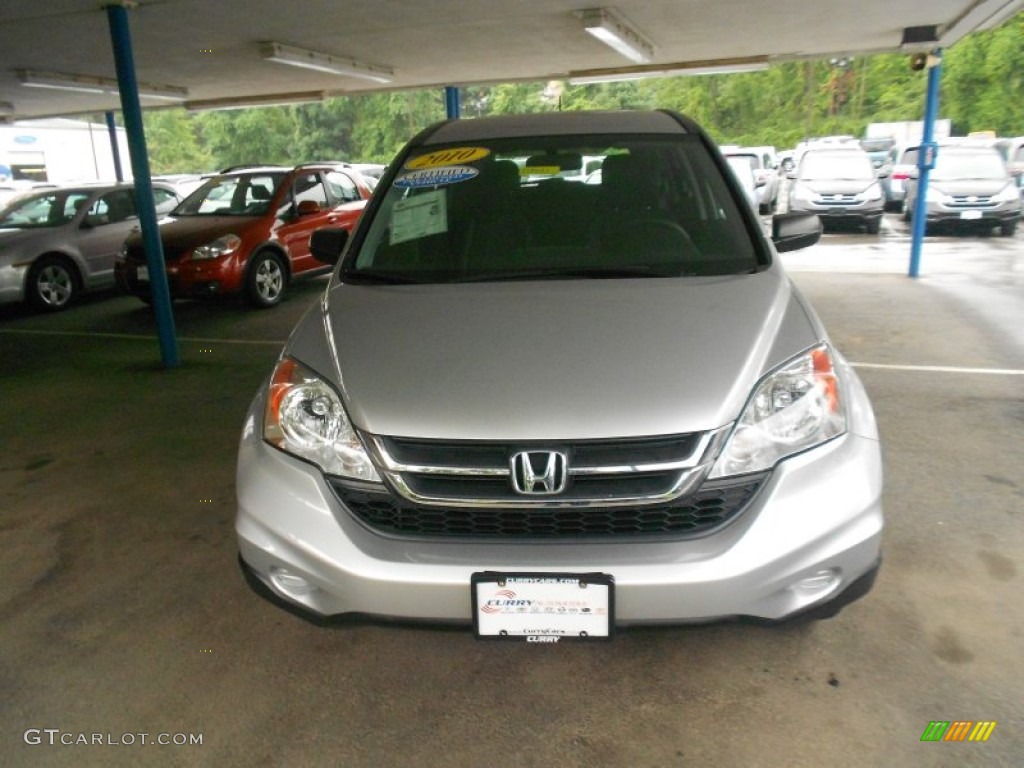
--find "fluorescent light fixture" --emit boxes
[16,69,188,101]
[569,61,769,85]
[261,42,394,83]
[186,91,325,112]
[580,8,655,64]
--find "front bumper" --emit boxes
[236,402,884,626]
[115,256,240,298]
[922,202,1020,226]
[789,201,884,226]
[0,261,28,306]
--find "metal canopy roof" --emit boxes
[1,0,1021,120]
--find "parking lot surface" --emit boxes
[1,220,1021,767]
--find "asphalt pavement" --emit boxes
[1,219,1021,767]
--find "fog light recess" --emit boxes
[791,568,841,598]
[269,566,315,597]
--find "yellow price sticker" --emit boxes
[521,166,561,176]
[406,147,491,170]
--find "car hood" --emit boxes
[287,269,822,441]
[125,214,262,251]
[929,179,1010,196]
[800,179,875,194]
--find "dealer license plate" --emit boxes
[472,572,614,641]
[960,210,983,220]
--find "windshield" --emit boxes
[173,172,286,216]
[797,151,875,181]
[932,150,1008,181]
[344,135,760,284]
[0,190,93,229]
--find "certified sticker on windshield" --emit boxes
[394,166,479,189]
[472,572,614,641]
[390,189,447,245]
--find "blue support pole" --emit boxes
[444,86,461,119]
[908,50,943,279]
[104,111,124,182]
[105,3,179,367]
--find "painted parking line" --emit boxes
[3,329,1023,374]
[0,328,285,347]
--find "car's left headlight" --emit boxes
[263,356,381,481]
[992,184,1020,203]
[709,344,847,478]
[192,234,241,260]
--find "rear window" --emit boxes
[343,135,761,284]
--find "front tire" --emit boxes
[1000,221,1017,237]
[27,255,78,312]
[865,218,881,235]
[245,251,288,308]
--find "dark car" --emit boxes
[902,144,1021,236]
[116,163,373,307]
[788,148,885,234]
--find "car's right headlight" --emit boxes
[263,356,381,481]
[709,344,847,478]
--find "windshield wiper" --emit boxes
[455,265,690,282]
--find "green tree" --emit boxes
[141,109,213,173]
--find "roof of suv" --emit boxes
[421,110,694,144]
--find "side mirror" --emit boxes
[296,199,321,217]
[309,227,349,266]
[771,212,822,253]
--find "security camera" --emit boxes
[910,52,928,71]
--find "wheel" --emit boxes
[865,218,880,235]
[245,251,288,308]
[901,200,912,223]
[27,255,78,312]
[1000,221,1017,237]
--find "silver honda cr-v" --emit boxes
[236,110,883,638]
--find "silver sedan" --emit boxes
[0,181,182,311]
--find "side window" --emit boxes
[88,190,136,226]
[326,171,361,203]
[291,172,329,209]
[152,187,178,214]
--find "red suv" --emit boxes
[116,163,372,307]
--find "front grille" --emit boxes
[328,473,766,539]
[816,193,859,206]
[365,432,720,506]
[947,196,996,209]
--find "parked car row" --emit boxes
[0,162,374,313]
[778,136,1021,237]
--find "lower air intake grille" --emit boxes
[328,474,766,539]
